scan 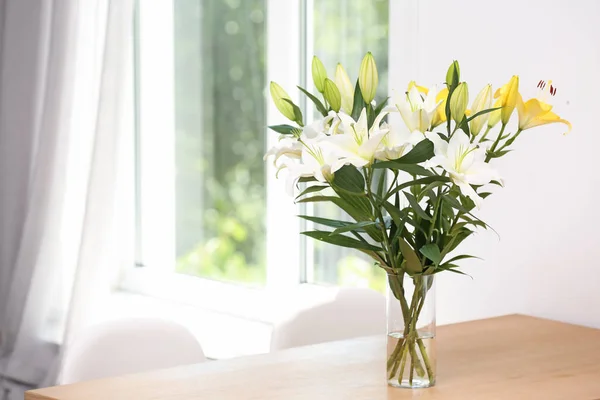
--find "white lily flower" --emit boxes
[264,136,302,171]
[387,85,442,133]
[425,131,501,209]
[374,122,425,161]
[283,141,339,195]
[324,108,389,172]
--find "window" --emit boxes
[306,0,389,292]
[127,0,389,314]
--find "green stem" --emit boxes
[387,277,435,385]
[478,125,492,142]
[497,128,523,152]
[485,123,506,162]
[417,338,434,382]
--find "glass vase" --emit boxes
[386,272,436,388]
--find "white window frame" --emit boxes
[120,0,400,322]
[119,0,320,321]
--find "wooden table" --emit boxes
[27,315,600,400]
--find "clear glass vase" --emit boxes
[386,272,436,388]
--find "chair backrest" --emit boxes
[270,287,385,351]
[59,318,206,384]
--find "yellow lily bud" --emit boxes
[488,98,502,128]
[311,56,327,93]
[358,52,378,104]
[469,84,493,136]
[269,81,296,122]
[431,87,449,128]
[449,82,469,123]
[446,60,460,87]
[335,63,354,114]
[323,79,341,112]
[494,75,519,125]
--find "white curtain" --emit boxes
[0,0,134,396]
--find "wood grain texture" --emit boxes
[26,315,600,400]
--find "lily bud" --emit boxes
[334,63,354,114]
[446,60,460,88]
[469,84,493,135]
[449,82,469,123]
[311,56,327,93]
[358,52,378,104]
[323,79,341,113]
[270,81,296,122]
[495,75,519,125]
[488,98,502,129]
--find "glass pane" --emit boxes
[308,0,389,291]
[173,0,267,284]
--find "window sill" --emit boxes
[112,269,344,359]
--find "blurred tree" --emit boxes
[170,0,389,290]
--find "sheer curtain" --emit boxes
[0,0,133,396]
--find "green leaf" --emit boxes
[417,181,447,202]
[332,165,365,194]
[296,195,339,204]
[458,116,470,136]
[298,176,317,184]
[442,194,469,213]
[382,201,406,230]
[372,161,432,176]
[297,86,328,116]
[331,221,377,236]
[386,176,451,200]
[395,139,435,164]
[375,168,387,199]
[441,228,473,257]
[302,230,383,252]
[487,149,512,158]
[419,243,442,265]
[399,238,422,273]
[297,215,357,229]
[282,98,304,126]
[403,191,432,221]
[437,264,472,278]
[351,80,366,121]
[373,97,390,117]
[444,254,482,264]
[268,124,301,135]
[466,107,502,123]
[297,194,377,240]
[295,185,329,200]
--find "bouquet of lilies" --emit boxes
[264,53,570,387]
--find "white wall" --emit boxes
[391,0,600,328]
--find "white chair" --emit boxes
[270,287,386,351]
[58,318,206,384]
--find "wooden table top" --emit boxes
[27,314,600,400]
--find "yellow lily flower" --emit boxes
[494,75,519,125]
[432,88,449,128]
[407,81,429,95]
[517,80,572,134]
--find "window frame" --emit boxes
[121,0,313,320]
[120,0,398,321]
